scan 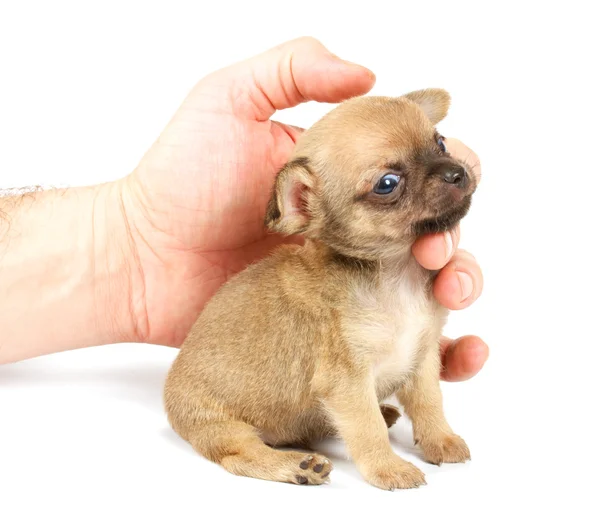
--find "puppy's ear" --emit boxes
[264,157,315,235]
[404,88,451,125]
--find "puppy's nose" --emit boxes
[441,165,467,189]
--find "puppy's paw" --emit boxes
[362,457,426,490]
[380,404,401,428]
[417,433,471,465]
[289,453,333,485]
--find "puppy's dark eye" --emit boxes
[373,174,401,195]
[437,136,447,153]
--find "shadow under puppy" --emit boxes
[164,89,477,490]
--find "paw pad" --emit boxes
[292,454,333,485]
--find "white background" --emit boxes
[1,1,599,515]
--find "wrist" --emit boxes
[0,182,145,364]
[89,180,148,345]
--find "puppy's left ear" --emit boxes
[404,88,451,125]
[264,158,315,235]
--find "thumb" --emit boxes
[206,37,376,120]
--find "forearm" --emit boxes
[0,182,142,364]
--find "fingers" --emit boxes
[440,335,489,382]
[220,37,376,120]
[412,226,460,271]
[444,138,481,185]
[419,139,486,383]
[412,231,482,310]
[433,249,483,310]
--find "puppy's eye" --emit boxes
[437,136,447,153]
[373,174,401,195]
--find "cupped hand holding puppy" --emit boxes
[0,37,487,375]
[122,37,487,379]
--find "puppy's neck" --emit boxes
[307,239,428,282]
[377,251,432,291]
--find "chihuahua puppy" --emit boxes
[164,89,476,490]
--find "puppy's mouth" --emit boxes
[411,195,472,236]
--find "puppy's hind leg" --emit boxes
[188,420,333,485]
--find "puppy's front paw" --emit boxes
[417,433,470,465]
[362,456,426,490]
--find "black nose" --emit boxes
[442,166,467,188]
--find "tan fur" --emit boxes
[164,89,477,489]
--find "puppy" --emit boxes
[164,89,476,490]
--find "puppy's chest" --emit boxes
[343,266,442,386]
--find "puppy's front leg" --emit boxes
[398,343,471,465]
[323,374,425,490]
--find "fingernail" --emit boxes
[457,272,473,302]
[444,232,453,261]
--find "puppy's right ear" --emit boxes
[265,157,315,235]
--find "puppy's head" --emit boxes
[265,89,476,260]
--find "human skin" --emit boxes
[0,37,487,380]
